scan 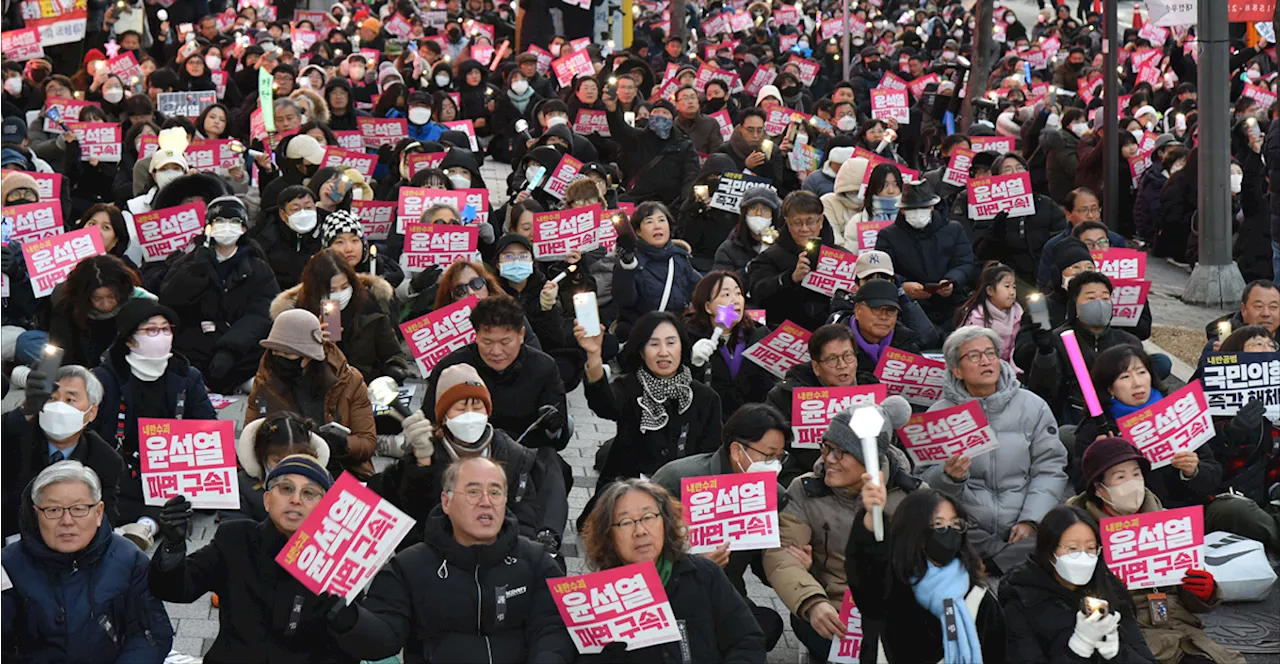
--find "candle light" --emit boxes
[550,263,576,284]
[1060,329,1103,417]
[369,244,378,276]
[761,138,773,158]
[1217,320,1232,340]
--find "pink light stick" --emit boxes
[1060,329,1103,416]
[709,305,741,345]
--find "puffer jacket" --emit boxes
[1072,412,1222,509]
[1042,126,1082,204]
[712,227,764,284]
[47,286,156,370]
[920,362,1068,571]
[687,321,774,422]
[820,157,871,250]
[3,507,173,663]
[874,208,978,327]
[331,508,576,664]
[675,154,742,272]
[746,218,838,332]
[612,239,702,340]
[1014,315,1143,419]
[1132,165,1168,243]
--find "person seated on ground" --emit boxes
[827,249,941,349]
[149,455,356,663]
[1066,438,1247,664]
[320,206,405,293]
[746,190,838,332]
[246,309,376,480]
[46,254,155,370]
[3,461,173,661]
[412,259,546,351]
[954,262,1024,370]
[2,366,122,542]
[845,279,924,373]
[489,233,571,353]
[250,185,325,291]
[686,270,774,421]
[370,364,567,553]
[974,154,1068,281]
[1037,187,1128,293]
[576,478,767,663]
[1200,279,1280,361]
[1067,222,1155,340]
[226,412,329,523]
[846,487,1007,663]
[922,326,1067,574]
[999,505,1157,664]
[612,201,701,340]
[763,398,919,662]
[712,185,782,284]
[650,403,791,651]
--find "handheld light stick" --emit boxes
[848,406,886,541]
[1217,321,1231,341]
[367,376,411,420]
[1060,330,1103,417]
[761,138,774,158]
[709,304,740,346]
[550,263,576,284]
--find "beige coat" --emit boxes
[820,156,871,250]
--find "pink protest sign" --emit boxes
[532,205,602,260]
[1128,148,1154,188]
[746,309,766,325]
[471,41,495,66]
[729,10,753,32]
[334,130,364,151]
[801,244,859,297]
[183,141,219,172]
[529,44,553,74]
[11,172,61,200]
[357,117,408,149]
[710,109,733,141]
[138,418,238,509]
[681,472,780,552]
[544,153,584,201]
[1137,64,1161,87]
[23,227,103,298]
[693,63,744,94]
[573,109,611,137]
[66,122,121,162]
[4,201,64,245]
[744,65,777,97]
[132,202,206,263]
[792,386,887,449]
[1,27,44,61]
[853,147,921,185]
[968,136,1016,154]
[276,472,416,601]
[1111,278,1151,327]
[1139,22,1169,45]
[854,219,893,254]
[399,296,478,378]
[42,97,99,133]
[873,348,947,406]
[786,55,820,86]
[1091,248,1147,280]
[1116,381,1214,469]
[549,563,682,654]
[352,200,396,241]
[908,72,940,100]
[442,120,480,151]
[764,107,798,136]
[942,148,974,188]
[1101,506,1204,590]
[828,589,865,664]
[396,187,458,231]
[401,223,479,272]
[552,49,594,87]
[898,401,1001,466]
[407,151,447,177]
[773,4,800,24]
[1243,83,1278,108]
[744,321,812,380]
[966,172,1036,220]
[879,72,908,92]
[321,147,376,178]
[871,88,910,124]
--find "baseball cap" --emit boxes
[854,279,901,311]
[854,250,894,279]
[284,134,326,166]
[2,117,26,144]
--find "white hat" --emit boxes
[756,84,782,107]
[284,134,326,165]
[151,148,188,172]
[1134,105,1159,120]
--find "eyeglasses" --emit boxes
[499,252,533,262]
[35,504,97,520]
[137,325,173,337]
[787,217,823,230]
[1081,238,1110,250]
[961,348,1000,364]
[1057,544,1100,556]
[742,125,766,135]
[451,276,487,300]
[1074,205,1102,216]
[932,520,970,534]
[861,305,899,319]
[820,442,847,462]
[818,352,857,368]
[448,487,508,504]
[269,482,326,503]
[740,441,789,464]
[612,512,662,531]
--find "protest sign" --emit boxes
[1,28,44,61]
[854,219,893,254]
[383,12,413,39]
[853,147,921,184]
[744,65,777,97]
[29,9,86,46]
[801,245,859,297]
[532,205,602,260]
[1091,248,1148,280]
[573,109,611,137]
[407,151,447,176]
[744,321,811,379]
[870,88,910,124]
[908,73,941,100]
[1111,278,1151,327]
[1102,506,1205,590]
[352,200,396,241]
[12,172,61,201]
[1200,351,1280,420]
[549,563,682,654]
[400,223,479,272]
[157,91,216,118]
[132,202,206,262]
[773,4,800,24]
[968,136,1016,154]
[1128,148,1154,188]
[399,296,478,378]
[942,148,974,188]
[787,56,820,86]
[711,109,733,141]
[764,107,798,136]
[67,122,122,162]
[23,227,103,298]
[471,41,495,65]
[529,44,553,74]
[42,97,98,133]
[357,117,408,149]
[1139,22,1170,45]
[442,120,480,151]
[4,201,64,244]
[879,72,908,92]
[275,472,416,601]
[1243,83,1278,108]
[681,472,781,552]
[788,142,823,177]
[873,348,947,406]
[320,147,376,178]
[544,154,584,201]
[138,419,237,509]
[966,172,1036,220]
[710,171,775,213]
[1115,381,1215,469]
[791,386,887,449]
[334,130,364,151]
[552,49,594,87]
[828,589,865,664]
[693,63,744,94]
[897,401,1001,466]
[182,141,218,172]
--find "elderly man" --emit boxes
[1205,279,1280,349]
[1036,188,1128,292]
[840,279,923,371]
[2,365,122,543]
[328,457,577,663]
[2,461,173,661]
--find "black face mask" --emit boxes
[702,98,726,113]
[272,354,306,382]
[925,526,964,563]
[780,86,799,97]
[635,117,649,129]
[448,29,462,43]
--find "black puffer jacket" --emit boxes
[676,154,742,272]
[604,105,700,205]
[874,209,977,327]
[247,213,326,291]
[687,321,774,422]
[332,508,576,664]
[1013,317,1142,419]
[745,218,837,332]
[713,227,764,284]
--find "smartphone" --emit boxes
[624,111,636,127]
[804,239,821,264]
[328,175,352,203]
[573,292,601,337]
[1082,596,1110,618]
[321,299,342,342]
[317,421,352,437]
[36,344,64,396]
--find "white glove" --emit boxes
[402,411,435,466]
[690,338,717,367]
[1096,630,1120,660]
[1068,611,1120,659]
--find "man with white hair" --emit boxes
[1,461,173,661]
[2,364,122,542]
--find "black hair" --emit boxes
[506,199,544,233]
[1242,279,1280,304]
[1032,506,1132,614]
[808,323,856,361]
[629,200,672,236]
[298,120,338,146]
[469,293,525,334]
[195,103,232,139]
[1066,270,1112,303]
[276,184,315,211]
[1071,221,1110,239]
[1063,187,1098,213]
[739,107,766,124]
[940,134,972,152]
[1090,343,1161,409]
[886,489,983,588]
[781,190,823,219]
[721,402,792,453]
[687,271,757,346]
[619,311,691,374]
[1219,324,1276,352]
[867,162,904,197]
[954,262,1016,328]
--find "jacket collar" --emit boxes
[423,505,518,570]
[18,499,113,571]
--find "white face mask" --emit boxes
[546,115,568,127]
[154,169,182,189]
[837,115,857,131]
[510,79,529,95]
[1129,128,1143,143]
[39,401,89,441]
[205,55,222,71]
[1230,173,1243,194]
[448,173,471,189]
[1071,122,1089,137]
[746,215,772,234]
[408,106,432,125]
[350,67,367,81]
[446,411,489,442]
[103,87,125,104]
[3,77,22,95]
[331,286,354,310]
[209,221,243,246]
[1099,477,1145,515]
[435,73,451,87]
[903,208,933,229]
[1053,551,1099,586]
[735,442,782,475]
[287,209,317,233]
[525,165,543,184]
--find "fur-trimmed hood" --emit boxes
[268,273,395,320]
[236,417,331,481]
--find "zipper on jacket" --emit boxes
[475,568,492,664]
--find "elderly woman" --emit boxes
[613,201,702,339]
[2,461,173,661]
[577,478,766,663]
[921,326,1068,574]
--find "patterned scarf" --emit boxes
[636,364,694,433]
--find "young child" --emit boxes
[956,263,1023,369]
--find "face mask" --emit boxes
[550,43,562,56]
[1129,129,1143,143]
[942,50,956,61]
[1100,477,1145,514]
[525,165,543,185]
[648,115,674,139]
[103,87,124,104]
[904,208,933,229]
[925,526,964,563]
[448,173,471,188]
[510,79,529,95]
[154,170,182,189]
[735,443,781,475]
[1053,551,1098,585]
[545,115,568,127]
[1071,122,1089,137]
[1077,298,1113,328]
[1230,173,1243,194]
[446,411,489,442]
[39,401,89,441]
[132,331,173,358]
[271,354,305,381]
[210,221,243,246]
[350,67,367,81]
[408,106,431,124]
[287,209,317,233]
[499,260,534,282]
[746,215,772,234]
[205,55,222,71]
[331,286,354,310]
[1248,69,1262,81]
[3,77,21,95]
[837,115,857,131]
[435,73,451,87]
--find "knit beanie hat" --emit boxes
[823,396,912,465]
[321,209,363,247]
[739,185,782,214]
[1,172,39,203]
[1081,438,1151,490]
[265,454,333,490]
[434,363,492,423]
[115,297,179,341]
[1053,238,1094,275]
[206,195,249,227]
[260,309,326,361]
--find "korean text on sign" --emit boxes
[897,401,1001,466]
[544,154,584,201]
[801,245,859,297]
[942,148,974,188]
[573,109,611,137]
[276,473,416,602]
[532,205,602,260]
[966,172,1035,220]
[11,171,61,201]
[870,88,910,124]
[827,589,865,664]
[1115,381,1214,469]
[681,472,780,553]
[1110,278,1151,328]
[352,200,396,242]
[1199,351,1280,421]
[138,418,238,509]
[710,171,776,214]
[407,151,447,177]
[4,201,64,244]
[321,147,376,178]
[1101,506,1204,590]
[1091,248,1147,280]
[548,563,682,654]
[873,348,946,406]
[743,321,812,380]
[156,91,216,118]
[132,202,207,263]
[357,117,408,149]
[23,227,104,298]
[399,296,478,378]
[400,223,479,272]
[792,386,887,450]
[397,187,463,233]
[1,27,44,61]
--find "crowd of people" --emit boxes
[2,0,1280,661]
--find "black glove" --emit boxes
[616,231,636,262]
[535,528,562,554]
[538,404,564,435]
[22,369,50,417]
[316,592,359,633]
[990,211,1010,237]
[1031,326,1056,351]
[320,428,350,457]
[1226,398,1266,440]
[208,350,234,380]
[384,363,409,385]
[157,495,193,547]
[0,242,17,275]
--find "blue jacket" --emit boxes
[2,510,173,663]
[1035,227,1128,293]
[613,240,702,339]
[386,108,447,143]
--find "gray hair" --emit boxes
[56,365,104,407]
[442,456,507,493]
[421,203,461,224]
[31,460,102,505]
[273,98,302,116]
[942,325,1003,369]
